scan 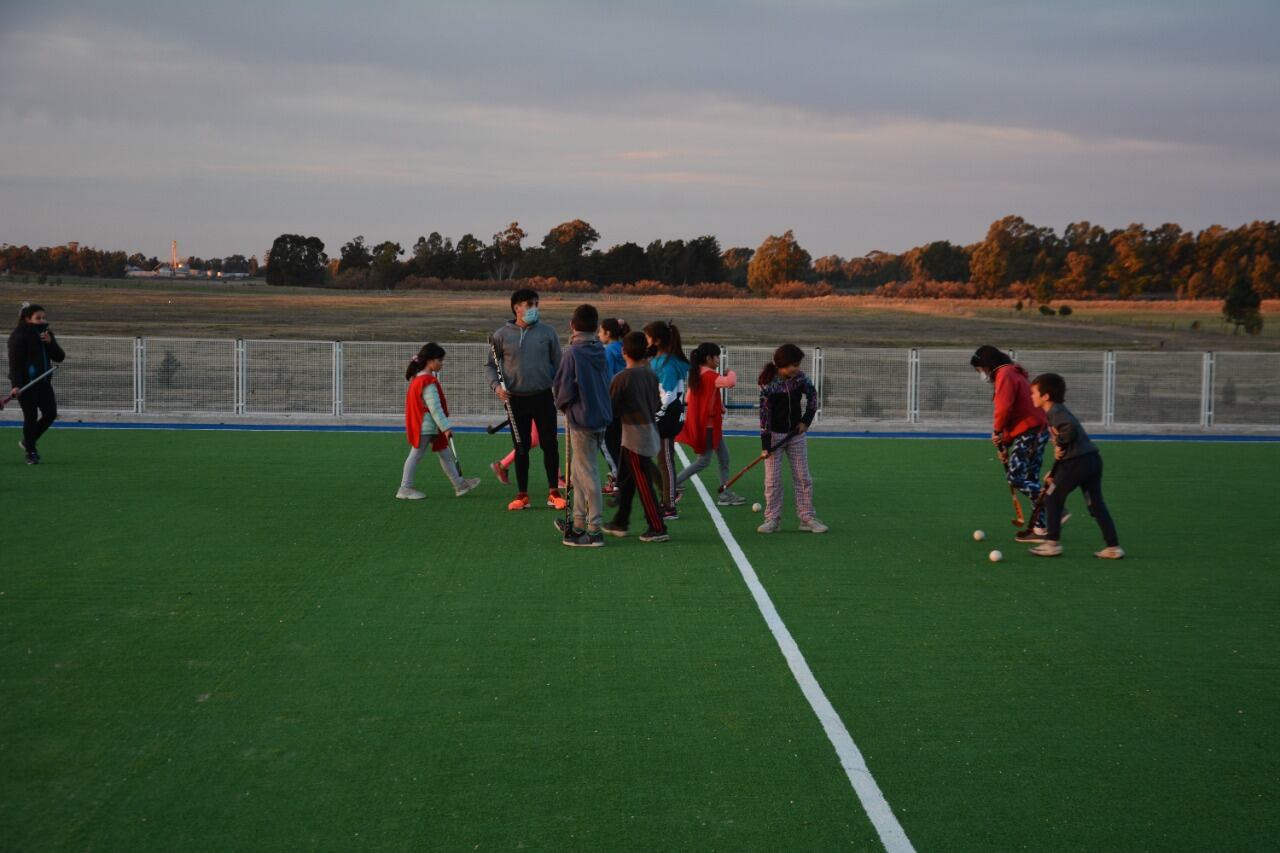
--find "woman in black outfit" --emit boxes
[8,303,65,464]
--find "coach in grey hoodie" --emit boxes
[486,288,564,505]
[552,304,613,545]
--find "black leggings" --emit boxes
[508,390,560,493]
[1046,452,1119,547]
[19,380,57,454]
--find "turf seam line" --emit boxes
[675,445,916,853]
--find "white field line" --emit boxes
[676,446,915,853]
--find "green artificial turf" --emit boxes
[1,428,1276,851]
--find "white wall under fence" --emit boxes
[8,336,1279,433]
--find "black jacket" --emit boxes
[8,325,66,390]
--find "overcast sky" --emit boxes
[2,0,1278,260]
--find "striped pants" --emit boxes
[763,431,816,523]
[612,448,667,533]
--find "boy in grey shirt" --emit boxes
[1027,373,1123,559]
[601,332,669,542]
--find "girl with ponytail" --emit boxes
[397,343,480,500]
[643,320,690,517]
[755,344,826,534]
[675,342,744,504]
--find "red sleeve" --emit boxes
[991,371,1016,436]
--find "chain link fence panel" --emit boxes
[1213,352,1280,426]
[1113,351,1203,426]
[54,335,134,412]
[821,347,909,423]
[142,338,236,413]
[244,340,334,415]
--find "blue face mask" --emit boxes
[522,306,540,324]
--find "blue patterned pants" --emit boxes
[1006,428,1050,527]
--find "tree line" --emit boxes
[0,243,259,280]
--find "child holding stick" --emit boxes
[756,344,826,534]
[397,343,480,500]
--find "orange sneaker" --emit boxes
[507,493,531,511]
[547,489,568,510]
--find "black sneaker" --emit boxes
[640,528,670,543]
[554,517,572,534]
[563,529,604,548]
[25,451,39,465]
[601,521,628,538]
[661,507,679,521]
[561,525,585,546]
[1014,528,1047,543]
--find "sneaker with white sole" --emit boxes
[1029,541,1063,557]
[799,517,829,533]
[756,519,780,534]
[490,461,509,484]
[717,490,747,506]
[1032,511,1070,536]
[1016,528,1048,543]
[395,487,426,500]
[1094,546,1125,559]
[454,477,481,497]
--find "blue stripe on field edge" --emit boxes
[7,421,1278,442]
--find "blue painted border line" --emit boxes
[7,421,1277,442]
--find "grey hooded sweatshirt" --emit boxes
[485,320,563,396]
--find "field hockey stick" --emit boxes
[598,432,618,479]
[489,336,522,449]
[719,426,801,494]
[0,365,58,411]
[485,420,508,434]
[1020,460,1060,535]
[448,434,463,476]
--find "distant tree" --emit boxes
[412,232,455,278]
[813,255,847,283]
[338,236,374,275]
[1223,269,1263,335]
[223,254,249,274]
[541,219,599,279]
[722,247,754,287]
[485,222,526,280]
[453,234,486,279]
[747,230,811,295]
[247,255,259,276]
[601,242,651,285]
[370,241,405,288]
[264,234,327,287]
[906,241,970,282]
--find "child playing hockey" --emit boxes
[1026,373,1124,559]
[397,343,481,500]
[970,345,1052,537]
[602,332,669,542]
[643,320,689,519]
[552,304,613,548]
[756,344,827,534]
[675,342,745,505]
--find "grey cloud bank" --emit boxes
[2,0,1278,260]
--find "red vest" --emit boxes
[677,366,725,454]
[405,372,450,451]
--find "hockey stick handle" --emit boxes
[489,337,522,449]
[718,427,802,493]
[1,364,58,410]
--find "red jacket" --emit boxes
[405,373,450,451]
[992,363,1046,441]
[677,366,735,453]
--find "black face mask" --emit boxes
[34,323,49,334]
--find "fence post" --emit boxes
[907,348,920,424]
[1102,351,1116,426]
[1200,351,1215,428]
[812,346,824,423]
[134,337,146,414]
[333,341,344,417]
[235,339,247,415]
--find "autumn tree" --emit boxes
[1223,268,1263,334]
[747,230,812,295]
[265,235,327,287]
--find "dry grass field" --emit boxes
[3,279,1277,350]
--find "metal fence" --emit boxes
[18,336,1280,431]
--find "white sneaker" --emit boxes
[454,477,481,497]
[1029,541,1063,557]
[1033,511,1070,536]
[799,517,829,533]
[757,519,780,534]
[395,487,426,500]
[1094,546,1125,560]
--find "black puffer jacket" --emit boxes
[8,325,66,389]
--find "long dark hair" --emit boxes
[405,342,446,380]
[969,345,1012,372]
[601,317,630,341]
[16,303,44,331]
[691,340,721,394]
[758,343,804,386]
[643,320,687,363]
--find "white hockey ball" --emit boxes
[973,530,986,541]
[989,549,1003,562]
[751,502,762,513]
